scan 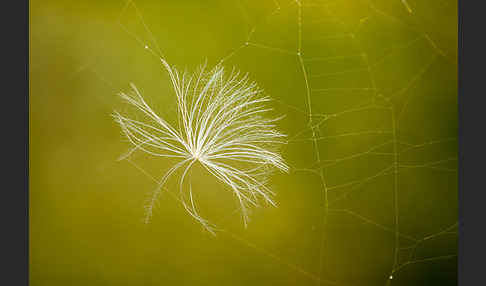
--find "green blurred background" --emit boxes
[30,0,457,285]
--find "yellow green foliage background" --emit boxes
[30,0,457,285]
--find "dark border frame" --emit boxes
[458,0,485,285]
[2,0,479,284]
[4,0,28,285]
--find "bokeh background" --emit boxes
[30,0,458,285]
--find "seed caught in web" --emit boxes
[113,59,289,234]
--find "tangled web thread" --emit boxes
[105,0,458,284]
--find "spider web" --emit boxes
[97,0,457,285]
